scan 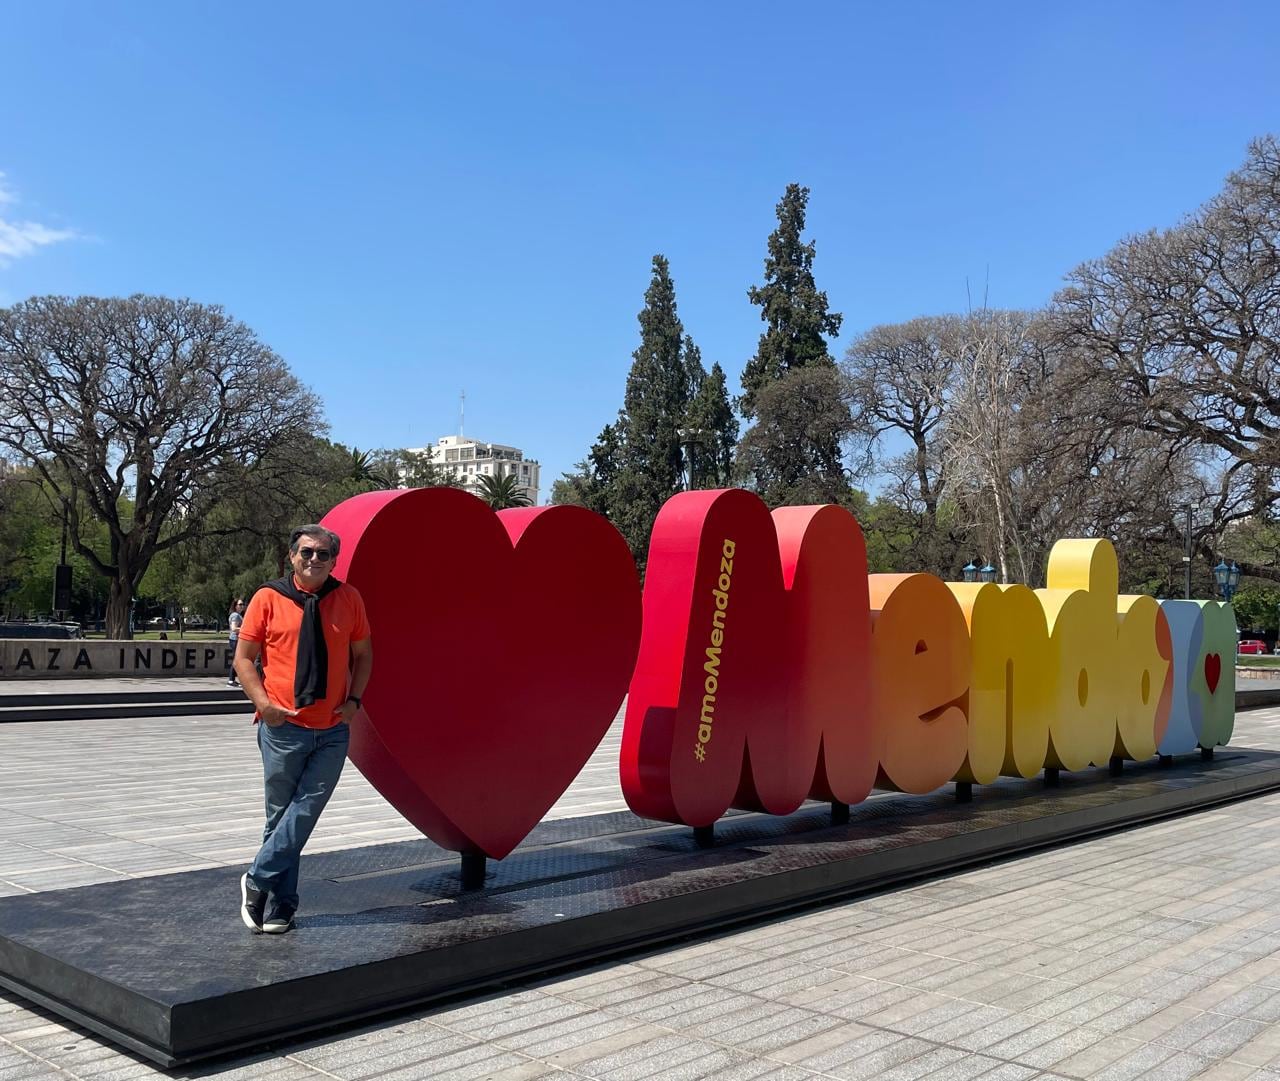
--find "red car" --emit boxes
[1238,639,1267,655]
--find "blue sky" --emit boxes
[3,1,1279,500]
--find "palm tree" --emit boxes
[347,447,394,490]
[474,472,533,509]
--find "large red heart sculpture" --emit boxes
[1204,652,1221,695]
[322,488,641,859]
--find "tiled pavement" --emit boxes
[2,701,1280,1078]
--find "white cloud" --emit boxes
[0,172,78,266]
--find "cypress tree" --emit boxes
[607,256,702,565]
[738,184,850,504]
[740,183,843,418]
[578,256,743,565]
[620,255,687,494]
[683,360,738,487]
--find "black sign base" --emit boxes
[1,748,1277,1067]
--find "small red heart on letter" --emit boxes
[1204,652,1221,695]
[323,488,641,859]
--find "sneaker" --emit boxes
[240,873,267,932]
[226,679,239,687]
[262,902,296,934]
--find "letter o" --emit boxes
[698,724,712,742]
[705,675,718,695]
[718,573,731,592]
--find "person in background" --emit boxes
[233,525,372,935]
[226,598,245,687]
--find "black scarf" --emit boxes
[262,574,343,708]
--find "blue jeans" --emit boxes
[247,720,349,909]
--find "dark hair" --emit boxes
[289,524,341,556]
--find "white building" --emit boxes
[406,435,541,504]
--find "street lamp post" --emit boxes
[676,428,706,492]
[50,425,74,620]
[962,561,997,584]
[1213,560,1241,602]
[1183,506,1193,600]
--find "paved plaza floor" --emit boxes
[2,700,1280,1079]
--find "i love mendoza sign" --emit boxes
[323,487,1235,860]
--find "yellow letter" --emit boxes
[948,581,1053,782]
[1037,540,1120,770]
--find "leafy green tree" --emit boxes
[0,472,112,623]
[138,542,195,630]
[740,184,843,418]
[557,424,625,510]
[859,496,977,579]
[0,470,46,608]
[1231,584,1280,635]
[735,365,855,507]
[548,472,589,506]
[549,454,602,507]
[0,295,323,638]
[139,433,389,624]
[377,445,453,489]
[474,472,533,509]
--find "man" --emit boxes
[233,524,372,934]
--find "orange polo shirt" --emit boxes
[239,579,371,729]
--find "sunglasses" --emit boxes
[297,547,334,563]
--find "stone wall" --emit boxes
[0,640,233,680]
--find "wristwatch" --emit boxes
[346,695,362,709]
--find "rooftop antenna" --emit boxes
[459,389,465,438]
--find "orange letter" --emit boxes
[870,573,969,793]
